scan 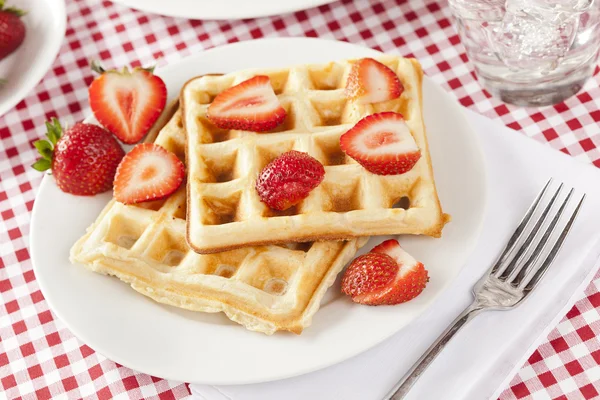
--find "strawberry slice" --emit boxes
[346,58,403,104]
[341,239,429,306]
[207,75,286,132]
[339,112,421,175]
[113,143,185,205]
[89,62,167,144]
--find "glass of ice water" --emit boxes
[449,0,600,106]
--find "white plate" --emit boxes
[30,38,487,385]
[0,0,65,116]
[110,0,337,20]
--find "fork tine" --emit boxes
[497,182,563,280]
[523,194,585,293]
[510,189,574,287]
[490,179,553,275]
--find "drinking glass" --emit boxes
[449,0,600,106]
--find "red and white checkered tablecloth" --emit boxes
[2,0,600,398]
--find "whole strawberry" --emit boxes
[0,1,26,61]
[256,150,325,211]
[32,118,125,196]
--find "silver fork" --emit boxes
[385,179,585,400]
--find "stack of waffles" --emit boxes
[70,55,449,334]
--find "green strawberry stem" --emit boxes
[90,60,156,75]
[90,60,106,75]
[0,0,27,16]
[32,118,63,172]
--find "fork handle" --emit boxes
[384,302,484,400]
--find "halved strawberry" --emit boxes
[113,143,184,204]
[346,58,403,104]
[341,253,399,300]
[207,75,286,132]
[340,112,421,175]
[342,240,428,305]
[89,62,167,144]
[256,150,325,211]
[366,239,428,305]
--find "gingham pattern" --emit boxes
[498,269,600,400]
[2,0,600,398]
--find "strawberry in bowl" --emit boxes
[0,1,26,61]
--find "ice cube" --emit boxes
[449,0,506,21]
[492,4,579,72]
[508,0,592,24]
[532,0,594,13]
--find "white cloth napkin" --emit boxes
[190,110,600,400]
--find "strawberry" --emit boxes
[0,1,26,61]
[341,253,399,299]
[207,75,286,132]
[88,61,167,144]
[340,112,421,175]
[355,239,429,305]
[113,143,185,205]
[255,150,325,211]
[345,58,403,104]
[32,119,125,196]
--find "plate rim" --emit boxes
[0,0,67,116]
[30,37,489,385]
[110,0,338,20]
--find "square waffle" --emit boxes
[182,55,449,254]
[70,102,367,335]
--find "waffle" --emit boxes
[182,55,449,254]
[70,102,367,335]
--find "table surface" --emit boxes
[2,0,600,398]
